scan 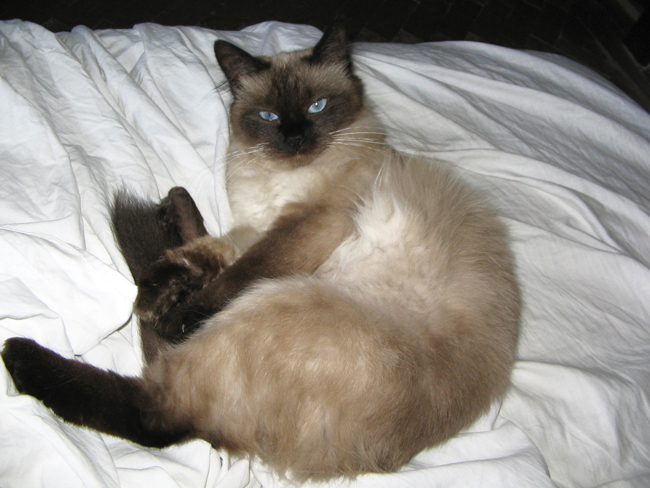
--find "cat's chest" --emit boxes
[227,166,323,232]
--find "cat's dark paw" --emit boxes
[157,187,208,244]
[3,337,183,447]
[2,338,66,401]
[148,302,215,344]
[135,258,205,324]
[134,239,232,343]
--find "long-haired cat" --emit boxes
[1,24,520,481]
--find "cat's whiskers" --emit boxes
[328,137,387,154]
[330,128,385,138]
[225,143,270,181]
[333,138,386,146]
[328,126,384,135]
[330,135,386,144]
[332,133,385,141]
[330,143,385,153]
[226,143,269,160]
[329,128,387,152]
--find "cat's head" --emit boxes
[214,24,366,166]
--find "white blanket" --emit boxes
[1,20,649,488]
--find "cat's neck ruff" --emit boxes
[225,113,386,232]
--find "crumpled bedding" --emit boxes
[1,20,649,488]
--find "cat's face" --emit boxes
[214,25,365,166]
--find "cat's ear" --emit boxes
[214,40,270,90]
[309,22,353,72]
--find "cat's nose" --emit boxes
[280,121,309,151]
[285,133,306,150]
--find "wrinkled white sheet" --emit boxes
[1,20,649,488]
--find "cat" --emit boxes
[1,24,521,481]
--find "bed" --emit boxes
[1,20,649,488]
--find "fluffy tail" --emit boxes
[1,337,191,447]
[111,187,208,285]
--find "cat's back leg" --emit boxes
[1,337,193,448]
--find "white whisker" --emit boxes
[328,141,386,153]
[333,137,386,145]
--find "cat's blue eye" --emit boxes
[308,98,327,114]
[259,110,279,122]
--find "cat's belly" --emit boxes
[317,189,447,321]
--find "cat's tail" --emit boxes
[111,187,208,285]
[1,337,192,448]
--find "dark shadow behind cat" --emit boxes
[1,24,520,481]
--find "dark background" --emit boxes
[2,0,649,112]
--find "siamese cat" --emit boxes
[1,25,520,481]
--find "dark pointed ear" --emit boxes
[214,40,270,90]
[309,22,353,71]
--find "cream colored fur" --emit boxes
[142,33,520,481]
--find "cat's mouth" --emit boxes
[275,150,321,167]
[271,140,328,167]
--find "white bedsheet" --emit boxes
[1,20,649,488]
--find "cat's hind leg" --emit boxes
[1,337,192,448]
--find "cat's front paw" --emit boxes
[134,237,235,340]
[134,258,204,324]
